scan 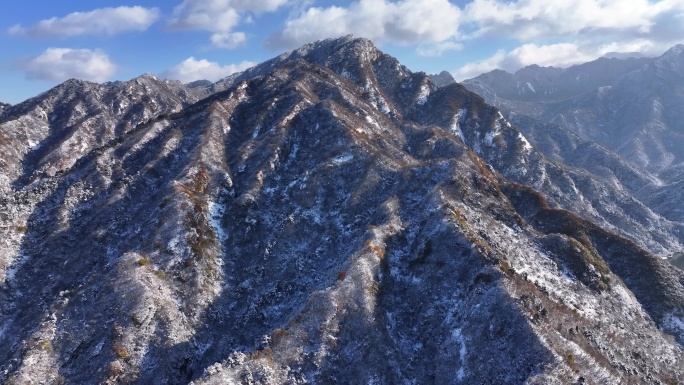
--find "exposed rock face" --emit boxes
[1,36,683,385]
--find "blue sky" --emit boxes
[1,0,683,104]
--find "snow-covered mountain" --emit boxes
[1,36,683,384]
[428,70,456,87]
[0,102,9,115]
[463,44,684,261]
[463,45,684,175]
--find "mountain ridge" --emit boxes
[1,36,683,384]
[462,43,684,264]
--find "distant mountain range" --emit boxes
[1,36,683,384]
[463,45,684,175]
[461,45,684,251]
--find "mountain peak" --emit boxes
[282,34,378,65]
[0,101,9,116]
[662,43,684,58]
[429,70,456,87]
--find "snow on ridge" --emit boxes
[452,328,467,381]
[208,201,227,243]
[416,83,430,105]
[332,153,354,165]
[450,109,468,142]
[518,133,532,153]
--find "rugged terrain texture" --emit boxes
[463,45,684,258]
[463,45,684,172]
[1,36,683,384]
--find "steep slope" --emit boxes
[463,45,684,175]
[462,45,684,262]
[504,113,684,226]
[0,74,198,193]
[0,74,199,308]
[1,37,683,385]
[542,45,684,174]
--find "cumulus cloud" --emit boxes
[22,48,116,82]
[161,57,256,83]
[8,6,159,38]
[210,32,247,49]
[266,0,461,50]
[168,0,289,48]
[453,43,589,80]
[458,0,684,48]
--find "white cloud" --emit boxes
[461,0,684,41]
[168,0,290,48]
[417,40,463,57]
[23,48,116,82]
[211,32,247,49]
[8,6,159,38]
[266,0,461,50]
[448,0,684,79]
[452,39,670,80]
[161,57,256,83]
[454,43,598,80]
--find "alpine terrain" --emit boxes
[1,36,683,384]
[463,45,684,259]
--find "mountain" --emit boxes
[463,56,651,112]
[0,102,9,115]
[1,36,683,384]
[0,74,198,195]
[463,45,684,175]
[429,70,456,87]
[463,45,684,260]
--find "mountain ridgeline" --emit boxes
[1,36,683,384]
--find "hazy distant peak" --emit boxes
[513,64,564,78]
[428,70,456,87]
[662,44,684,58]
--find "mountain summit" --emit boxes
[1,36,683,384]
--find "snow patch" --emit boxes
[519,133,532,152]
[484,131,497,146]
[452,328,467,381]
[663,313,684,336]
[415,83,430,105]
[332,153,354,165]
[526,82,536,92]
[28,139,40,150]
[207,201,227,243]
[6,253,29,283]
[450,109,467,142]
